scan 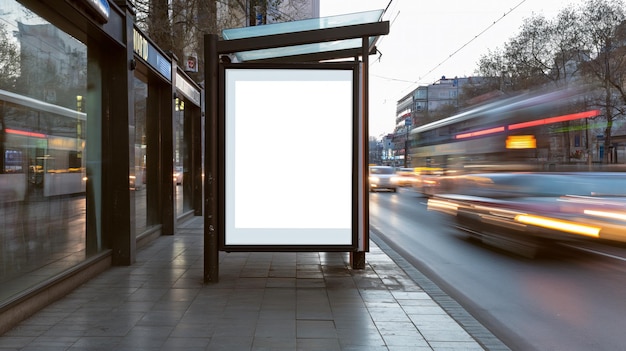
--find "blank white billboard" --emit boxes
[224,67,355,246]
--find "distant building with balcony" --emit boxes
[391,76,475,166]
[427,76,463,110]
[415,76,474,127]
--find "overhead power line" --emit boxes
[416,0,528,83]
[370,0,529,109]
[374,0,528,95]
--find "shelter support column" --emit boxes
[109,4,135,265]
[351,36,370,270]
[204,34,219,282]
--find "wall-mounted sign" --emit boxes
[185,54,198,73]
[175,73,201,106]
[132,28,171,81]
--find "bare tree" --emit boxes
[473,1,626,163]
[505,14,554,89]
[227,0,311,25]
[0,22,20,169]
[476,48,509,93]
[148,0,173,49]
[476,7,585,92]
[578,0,626,162]
[0,22,19,90]
[548,6,584,86]
[132,0,311,84]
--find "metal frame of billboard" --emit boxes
[204,11,389,281]
[218,62,360,252]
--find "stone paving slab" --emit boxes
[0,216,509,350]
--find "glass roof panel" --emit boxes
[222,10,385,40]
[234,38,372,62]
[222,10,385,62]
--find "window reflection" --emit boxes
[174,97,192,216]
[133,76,153,234]
[0,0,89,303]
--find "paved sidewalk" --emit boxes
[0,216,509,350]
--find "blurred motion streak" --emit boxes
[507,109,601,130]
[506,135,536,149]
[514,214,601,237]
[408,85,620,188]
[584,209,626,221]
[456,126,505,139]
[426,172,626,257]
[427,198,458,215]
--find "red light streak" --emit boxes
[455,126,505,139]
[5,128,46,138]
[508,109,601,131]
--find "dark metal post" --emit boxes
[109,4,135,265]
[204,34,219,282]
[404,126,408,168]
[351,36,369,270]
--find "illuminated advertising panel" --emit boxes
[221,64,357,249]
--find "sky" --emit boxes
[319,0,587,138]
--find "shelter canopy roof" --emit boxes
[219,10,388,63]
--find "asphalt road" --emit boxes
[369,186,626,351]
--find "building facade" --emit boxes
[390,77,472,166]
[0,0,204,334]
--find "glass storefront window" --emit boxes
[130,73,161,235]
[0,0,91,303]
[132,75,154,234]
[174,98,192,217]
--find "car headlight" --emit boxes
[369,176,380,184]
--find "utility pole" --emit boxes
[404,117,411,167]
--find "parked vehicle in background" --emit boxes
[427,172,626,258]
[369,166,399,192]
[173,166,183,185]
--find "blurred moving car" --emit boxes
[411,167,446,196]
[427,172,626,257]
[395,167,419,187]
[369,166,399,192]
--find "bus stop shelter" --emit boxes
[204,10,390,282]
